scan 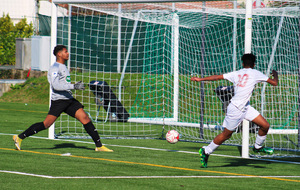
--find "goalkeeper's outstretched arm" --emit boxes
[191,74,224,82]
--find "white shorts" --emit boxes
[223,103,260,131]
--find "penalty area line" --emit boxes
[1,170,300,179]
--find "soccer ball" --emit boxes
[166,130,179,144]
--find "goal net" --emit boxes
[51,0,300,157]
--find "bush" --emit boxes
[0,14,34,65]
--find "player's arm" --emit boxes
[191,74,224,82]
[266,70,278,86]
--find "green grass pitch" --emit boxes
[0,102,300,189]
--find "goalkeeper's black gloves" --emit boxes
[74,81,85,90]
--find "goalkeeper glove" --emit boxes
[74,81,85,90]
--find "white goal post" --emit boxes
[50,0,300,158]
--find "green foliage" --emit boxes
[0,14,34,65]
[10,83,24,90]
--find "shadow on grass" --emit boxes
[29,143,93,151]
[219,158,271,168]
[51,143,92,150]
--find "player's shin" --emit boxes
[83,121,102,147]
[19,122,46,139]
[254,134,266,149]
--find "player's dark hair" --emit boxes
[53,45,67,56]
[241,53,256,68]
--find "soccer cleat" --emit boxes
[199,148,209,168]
[13,135,22,150]
[253,146,274,155]
[95,146,113,152]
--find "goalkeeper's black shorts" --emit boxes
[48,98,84,118]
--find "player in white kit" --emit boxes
[191,53,278,168]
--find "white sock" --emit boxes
[204,141,219,155]
[254,134,267,149]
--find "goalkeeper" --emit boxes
[13,45,113,152]
[191,53,278,168]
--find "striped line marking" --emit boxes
[0,147,299,183]
[1,133,300,165]
[1,170,300,179]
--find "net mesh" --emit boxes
[53,1,300,157]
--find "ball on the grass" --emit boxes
[166,130,179,144]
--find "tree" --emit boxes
[0,14,34,65]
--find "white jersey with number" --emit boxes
[223,68,268,110]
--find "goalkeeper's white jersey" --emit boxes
[223,68,268,110]
[47,62,75,101]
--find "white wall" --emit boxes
[0,0,37,25]
[39,0,68,17]
[0,0,67,33]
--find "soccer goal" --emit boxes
[50,0,300,158]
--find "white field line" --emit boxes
[1,133,299,165]
[1,170,300,179]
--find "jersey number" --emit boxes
[237,74,248,87]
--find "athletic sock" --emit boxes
[83,122,102,147]
[18,122,46,139]
[204,141,219,155]
[254,134,267,149]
